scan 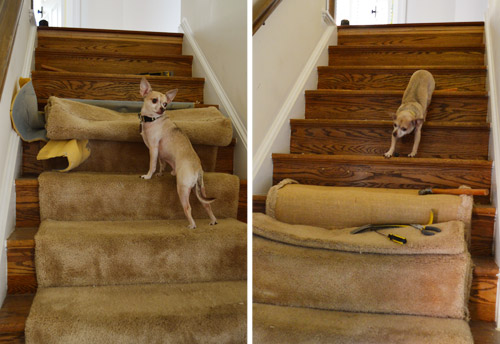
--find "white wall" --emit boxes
[181,0,247,178]
[253,0,336,194]
[405,0,487,23]
[0,0,36,305]
[79,0,181,32]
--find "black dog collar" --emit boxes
[138,113,165,123]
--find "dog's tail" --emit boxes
[195,171,216,204]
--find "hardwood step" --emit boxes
[0,294,497,343]
[317,66,487,92]
[272,154,492,196]
[7,228,37,294]
[470,257,499,322]
[37,27,183,56]
[290,119,490,160]
[305,90,488,122]
[31,71,204,105]
[21,139,235,176]
[252,195,495,257]
[337,22,484,47]
[328,45,485,66]
[35,49,193,77]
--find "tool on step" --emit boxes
[409,224,441,236]
[374,230,407,245]
[418,187,489,196]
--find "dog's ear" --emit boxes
[140,78,152,98]
[165,89,178,103]
[390,112,397,120]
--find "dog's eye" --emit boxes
[152,98,158,104]
[163,102,168,108]
[393,124,397,128]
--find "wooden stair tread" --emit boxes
[307,89,487,97]
[319,65,487,71]
[337,22,484,30]
[37,26,184,39]
[330,45,485,51]
[291,119,490,129]
[31,71,204,104]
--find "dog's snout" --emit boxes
[393,131,398,137]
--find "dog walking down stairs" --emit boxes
[1,27,246,343]
[254,22,499,343]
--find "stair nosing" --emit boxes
[31,70,205,83]
[290,119,490,129]
[318,65,487,71]
[329,45,486,51]
[306,89,488,97]
[35,48,194,61]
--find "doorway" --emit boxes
[335,0,397,26]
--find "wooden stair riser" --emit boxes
[272,154,492,197]
[337,24,484,46]
[35,49,193,77]
[338,32,484,47]
[290,120,490,160]
[317,67,486,92]
[37,28,183,56]
[22,140,235,176]
[329,46,485,66]
[469,257,498,322]
[31,71,204,105]
[305,91,487,122]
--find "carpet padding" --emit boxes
[35,218,246,287]
[25,281,247,344]
[253,303,473,344]
[39,171,239,221]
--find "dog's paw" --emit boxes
[408,152,417,158]
[384,152,393,159]
[187,224,197,229]
[210,220,218,226]
[155,172,164,177]
[141,175,151,180]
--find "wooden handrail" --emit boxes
[253,0,282,35]
[0,0,24,101]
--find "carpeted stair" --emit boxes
[2,27,246,343]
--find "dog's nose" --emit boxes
[393,132,398,137]
[162,102,168,108]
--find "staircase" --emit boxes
[1,27,246,342]
[254,22,499,342]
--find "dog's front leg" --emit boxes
[409,126,422,158]
[141,146,159,179]
[384,132,397,158]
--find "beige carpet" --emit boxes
[254,303,473,344]
[38,171,240,222]
[26,281,247,344]
[36,218,246,287]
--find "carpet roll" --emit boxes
[26,281,247,344]
[253,303,473,344]
[39,172,239,221]
[36,218,246,287]
[266,179,473,231]
[253,234,472,319]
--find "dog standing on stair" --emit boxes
[384,69,435,158]
[139,77,217,229]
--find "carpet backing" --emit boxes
[26,281,247,344]
[253,303,473,344]
[38,171,239,222]
[35,218,246,287]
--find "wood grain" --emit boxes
[253,195,267,214]
[290,119,490,160]
[272,153,492,192]
[305,90,488,122]
[329,45,485,66]
[35,49,193,77]
[238,180,247,223]
[0,0,23,100]
[0,294,34,343]
[15,179,39,228]
[37,27,183,56]
[31,71,204,105]
[317,66,486,92]
[470,257,499,322]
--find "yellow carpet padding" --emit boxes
[36,139,91,172]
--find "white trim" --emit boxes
[180,18,247,149]
[22,25,37,79]
[485,17,500,326]
[253,24,335,179]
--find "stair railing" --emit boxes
[0,0,24,101]
[253,0,283,35]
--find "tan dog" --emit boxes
[384,70,435,158]
[139,77,217,229]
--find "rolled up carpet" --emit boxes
[253,213,472,319]
[44,96,233,146]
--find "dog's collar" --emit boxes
[138,113,166,123]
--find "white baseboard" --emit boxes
[179,18,247,150]
[484,17,500,326]
[252,24,336,181]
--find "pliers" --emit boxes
[409,224,441,236]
